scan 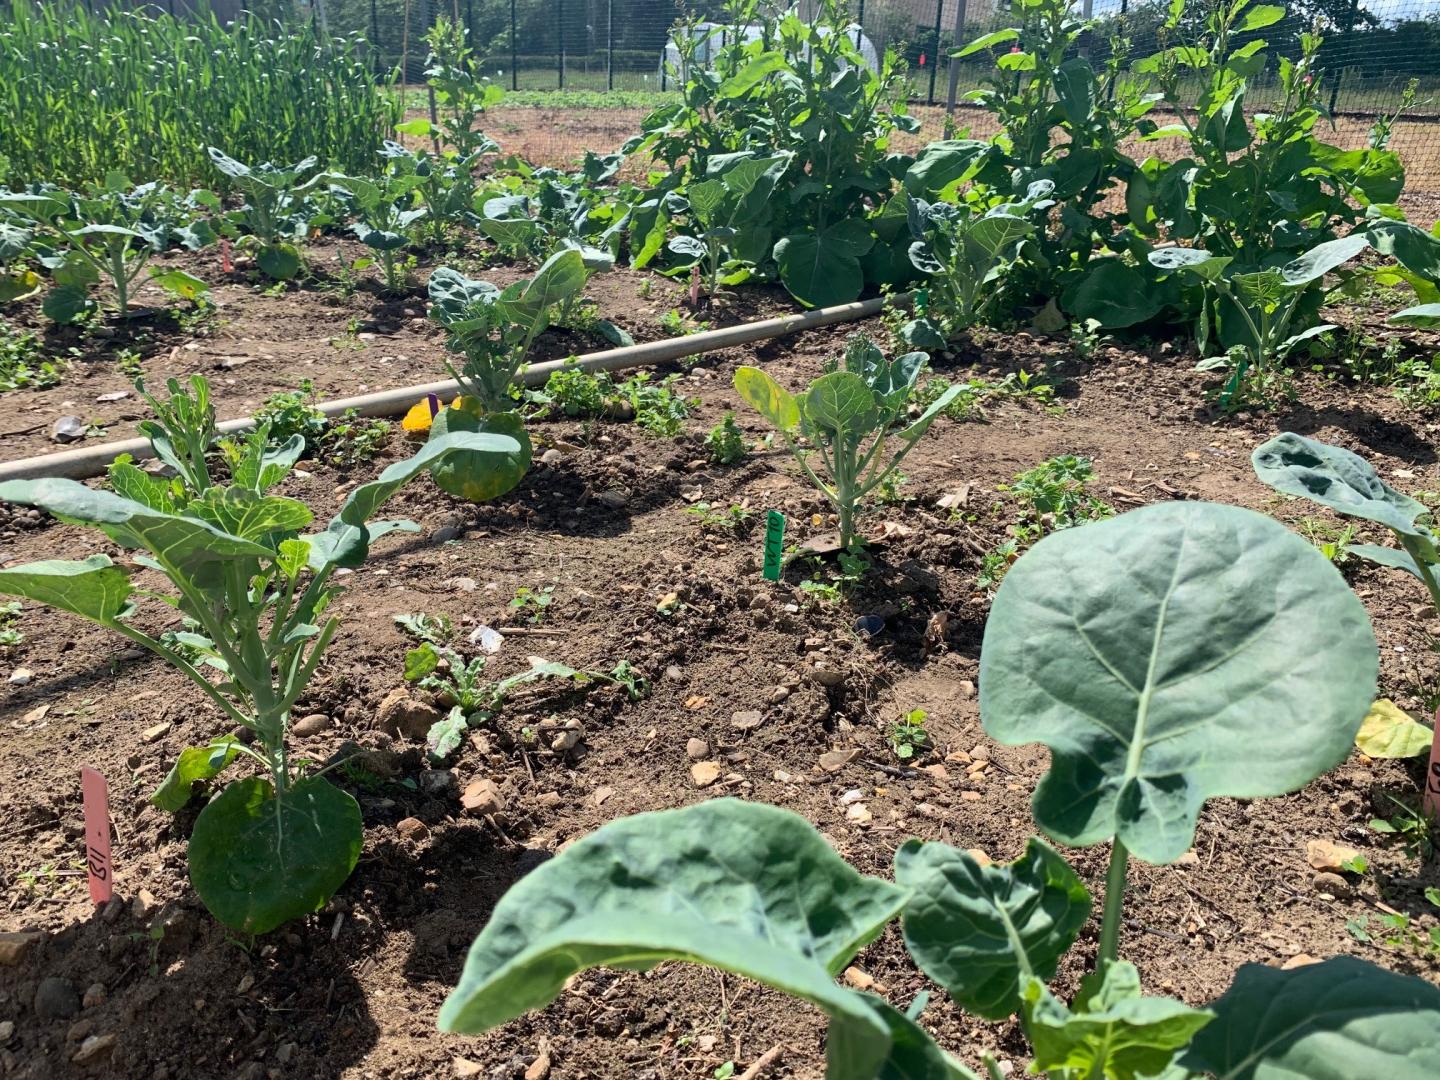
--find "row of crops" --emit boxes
[3,0,1440,1076]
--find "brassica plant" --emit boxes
[423,248,588,501]
[663,152,791,296]
[1254,431,1440,617]
[432,501,1440,1078]
[207,147,317,280]
[1149,235,1370,409]
[307,169,428,292]
[0,386,520,934]
[734,335,960,551]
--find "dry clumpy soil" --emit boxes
[2,244,1440,1079]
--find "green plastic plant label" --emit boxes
[762,510,785,581]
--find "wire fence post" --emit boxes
[1329,0,1360,116]
[945,0,967,113]
[855,0,865,50]
[369,0,381,74]
[607,0,614,91]
[510,0,518,90]
[928,0,944,106]
[558,0,566,90]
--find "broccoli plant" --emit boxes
[207,147,318,280]
[307,169,428,292]
[0,386,520,935]
[1149,236,1371,409]
[734,335,960,551]
[433,501,1440,1078]
[422,248,588,501]
[663,153,791,296]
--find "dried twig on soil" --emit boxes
[737,1044,785,1080]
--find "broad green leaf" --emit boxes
[954,28,1018,58]
[685,179,725,225]
[308,430,521,571]
[405,643,441,681]
[0,555,132,623]
[895,837,1090,1020]
[1389,303,1440,329]
[1148,247,1232,282]
[511,248,586,316]
[896,383,963,443]
[1027,961,1214,1080]
[0,479,271,574]
[1356,699,1434,759]
[717,52,787,99]
[1281,235,1369,287]
[42,283,94,324]
[1238,4,1285,31]
[980,502,1378,864]
[1346,541,1427,580]
[149,268,209,301]
[1251,432,1428,537]
[1064,260,1162,328]
[735,367,800,433]
[428,409,532,504]
[276,539,310,581]
[439,799,908,1078]
[256,243,301,281]
[802,372,878,437]
[775,221,875,308]
[189,775,361,935]
[150,738,242,812]
[1182,956,1440,1079]
[834,994,979,1080]
[186,489,312,541]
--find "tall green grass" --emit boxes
[0,0,400,188]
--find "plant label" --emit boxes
[1426,708,1440,820]
[81,767,113,906]
[762,510,786,581]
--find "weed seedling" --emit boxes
[705,412,746,465]
[509,586,554,624]
[687,502,754,533]
[888,708,929,761]
[254,380,327,451]
[0,319,59,390]
[394,611,455,645]
[0,601,21,646]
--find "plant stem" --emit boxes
[1097,839,1129,966]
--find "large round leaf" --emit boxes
[1062,260,1163,328]
[979,501,1378,864]
[895,837,1090,1020]
[428,407,531,503]
[1182,956,1440,1079]
[189,775,362,935]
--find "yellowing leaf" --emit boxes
[1356,699,1433,759]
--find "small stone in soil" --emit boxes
[82,983,106,1009]
[731,709,763,731]
[71,1034,117,1064]
[141,722,171,743]
[685,738,710,760]
[1312,871,1353,899]
[34,976,80,1020]
[461,778,505,816]
[7,668,33,686]
[396,817,429,842]
[818,748,860,772]
[0,931,43,966]
[291,713,331,737]
[690,761,721,787]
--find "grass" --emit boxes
[0,1,399,188]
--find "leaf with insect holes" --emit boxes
[980,502,1378,864]
[427,707,469,761]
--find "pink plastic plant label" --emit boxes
[81,767,113,905]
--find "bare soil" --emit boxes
[2,241,1440,1079]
